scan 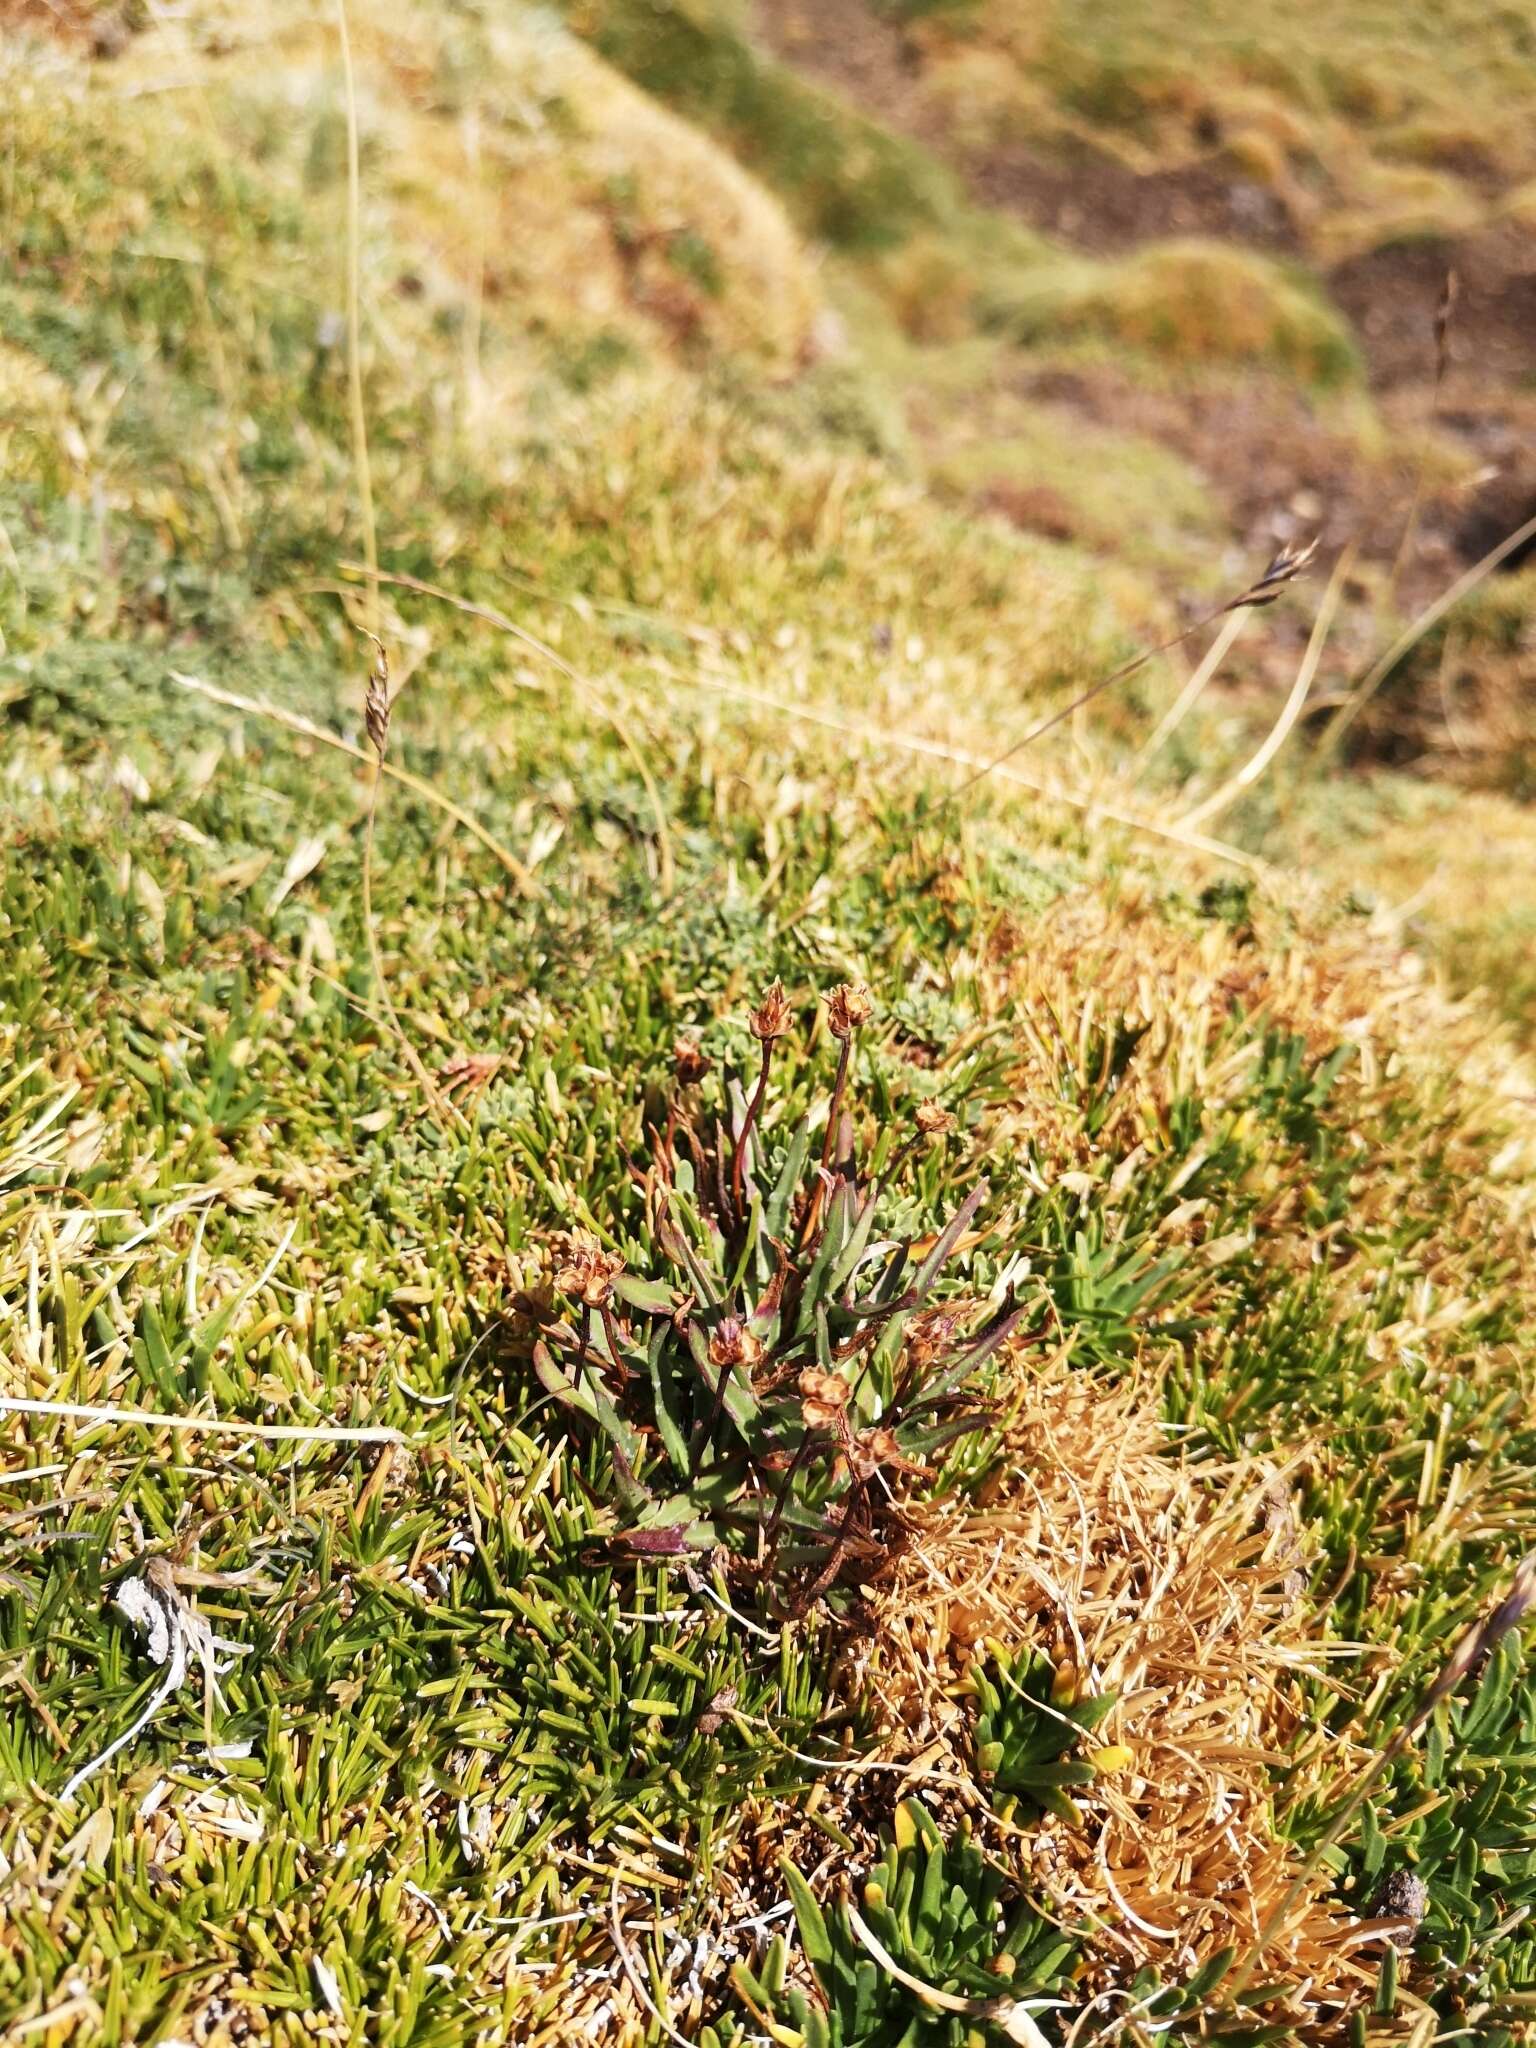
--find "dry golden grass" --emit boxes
[836,1363,1379,2024]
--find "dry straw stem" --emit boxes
[329,2,479,1134]
[638,655,1268,872]
[356,636,466,1136]
[166,670,539,894]
[0,1398,404,1444]
[1382,267,1458,620]
[340,563,676,898]
[816,1364,1378,2026]
[1170,543,1351,835]
[1327,503,1536,750]
[1132,608,1250,774]
[333,0,378,640]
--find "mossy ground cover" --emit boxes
[4,6,1536,2045]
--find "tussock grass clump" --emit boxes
[997,241,1362,386]
[562,0,960,252]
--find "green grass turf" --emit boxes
[3,8,1536,2044]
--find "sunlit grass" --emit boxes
[4,6,1536,2044]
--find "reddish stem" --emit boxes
[729,1039,774,1232]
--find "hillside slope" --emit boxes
[3,5,1536,2046]
[566,0,1536,1033]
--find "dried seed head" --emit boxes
[915,1100,956,1137]
[749,980,791,1043]
[1232,537,1320,611]
[798,1368,851,1430]
[707,1316,761,1373]
[673,1037,711,1086]
[549,1229,624,1308]
[363,636,391,759]
[847,1424,927,1483]
[1417,1551,1536,1725]
[826,981,874,1041]
[905,1306,960,1362]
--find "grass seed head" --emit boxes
[362,634,391,758]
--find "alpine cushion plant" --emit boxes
[526,984,1028,1612]
[727,1800,1080,2048]
[971,1646,1120,1824]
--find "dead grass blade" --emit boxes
[0,1398,404,1444]
[1326,505,1536,750]
[355,634,465,1134]
[844,1900,1058,2048]
[1170,544,1351,834]
[641,659,1269,871]
[1131,609,1250,775]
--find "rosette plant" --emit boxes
[530,982,1026,1610]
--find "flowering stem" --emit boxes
[821,1035,852,1173]
[799,1032,854,1252]
[598,1302,630,1388]
[729,1039,773,1231]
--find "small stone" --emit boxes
[1369,1870,1429,1946]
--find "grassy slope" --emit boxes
[570,0,1536,1036]
[4,5,1536,2046]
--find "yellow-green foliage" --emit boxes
[1315,162,1484,265]
[10,7,1536,2046]
[903,0,1536,264]
[10,0,822,379]
[931,411,1217,567]
[999,240,1361,384]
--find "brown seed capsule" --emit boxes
[847,1424,927,1483]
[707,1316,761,1373]
[550,1229,624,1308]
[749,980,791,1043]
[673,1037,711,1086]
[915,1100,956,1136]
[798,1367,851,1430]
[904,1307,960,1363]
[826,981,874,1041]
